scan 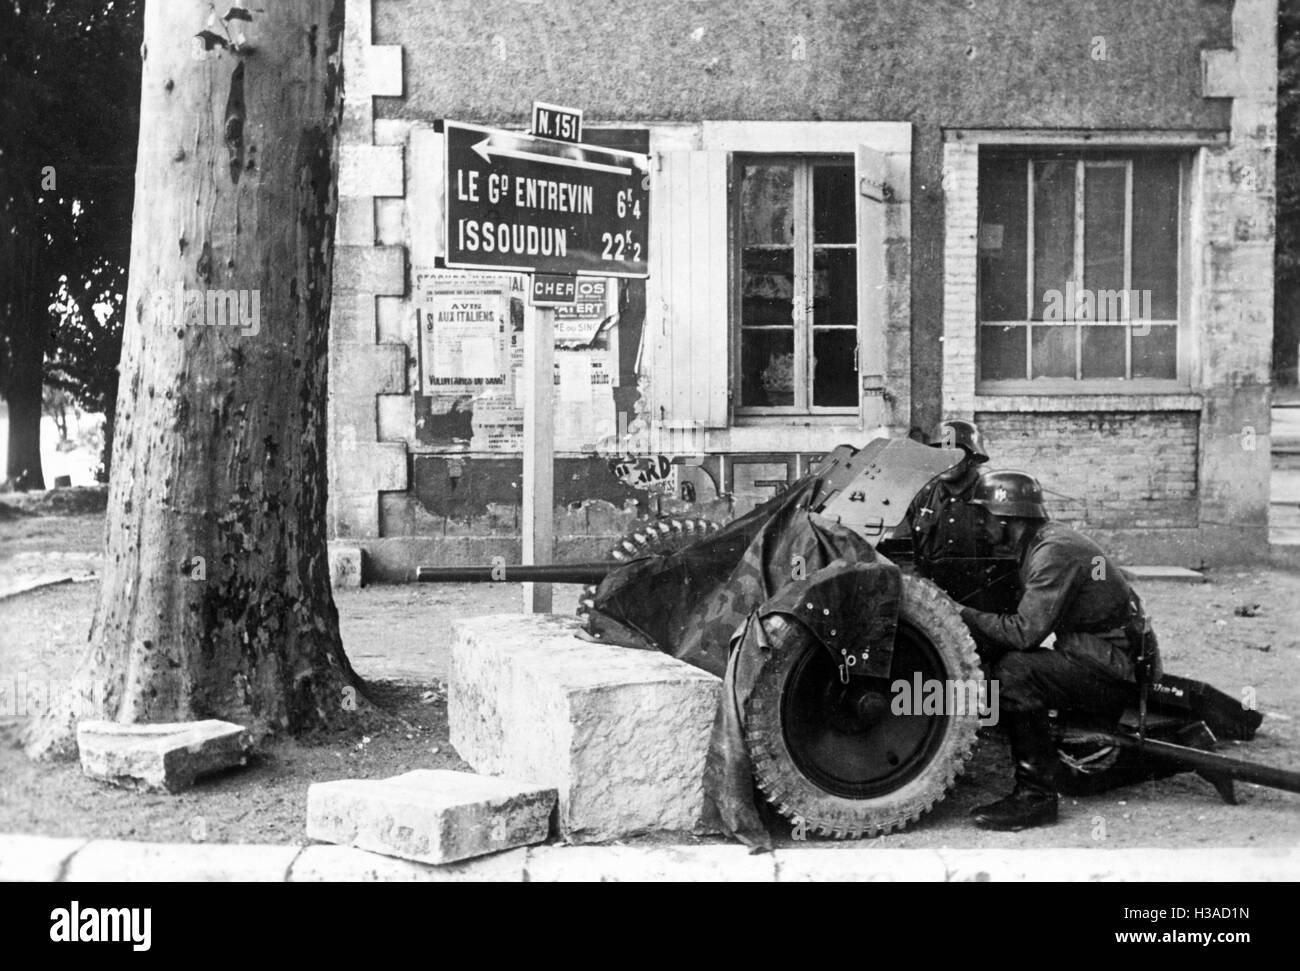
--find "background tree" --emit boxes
[1278,0,1300,387]
[0,0,142,488]
[29,0,361,758]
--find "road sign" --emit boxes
[532,101,582,144]
[443,120,650,278]
[531,273,577,306]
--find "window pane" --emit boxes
[741,248,793,326]
[813,329,858,407]
[1084,166,1126,319]
[1081,325,1126,379]
[1132,324,1177,379]
[741,164,794,246]
[1031,325,1076,379]
[813,248,856,325]
[813,164,855,244]
[978,157,1029,320]
[1132,156,1179,320]
[1032,161,1076,321]
[980,325,1027,381]
[740,329,795,407]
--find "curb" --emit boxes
[2,834,1298,882]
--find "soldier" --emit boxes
[959,470,1151,831]
[895,419,991,573]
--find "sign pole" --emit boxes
[523,301,555,613]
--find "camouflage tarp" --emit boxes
[587,474,902,845]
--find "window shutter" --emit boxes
[856,144,891,429]
[647,150,730,429]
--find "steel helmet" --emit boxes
[969,470,1048,520]
[931,419,989,464]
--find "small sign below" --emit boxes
[531,273,578,306]
[532,102,583,144]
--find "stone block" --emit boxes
[526,845,775,882]
[77,720,251,793]
[366,45,404,98]
[335,245,405,295]
[340,144,404,198]
[450,614,722,842]
[306,770,556,865]
[0,835,88,882]
[64,841,297,882]
[333,343,408,396]
[330,492,380,539]
[329,543,364,589]
[289,844,527,882]
[774,848,946,882]
[334,442,409,495]
[1123,565,1206,583]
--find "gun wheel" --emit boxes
[745,574,982,839]
[576,516,722,622]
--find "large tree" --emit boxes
[1278,0,1300,386]
[0,0,142,489]
[29,0,361,758]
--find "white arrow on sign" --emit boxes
[471,137,633,176]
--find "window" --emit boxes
[735,155,858,413]
[977,152,1184,387]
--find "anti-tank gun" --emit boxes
[418,437,1300,838]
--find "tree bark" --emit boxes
[28,0,358,758]
[4,344,46,490]
[0,134,47,492]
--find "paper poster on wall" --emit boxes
[414,266,617,454]
[555,348,617,451]
[554,278,618,346]
[417,270,512,394]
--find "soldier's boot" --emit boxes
[972,710,1059,831]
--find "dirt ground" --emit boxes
[1,511,1298,850]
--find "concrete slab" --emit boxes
[525,844,776,882]
[63,840,299,881]
[936,847,1300,882]
[76,719,251,793]
[0,834,88,881]
[306,769,555,864]
[774,847,947,881]
[0,574,75,601]
[3,834,1297,883]
[450,613,722,842]
[1123,566,1206,582]
[290,844,528,881]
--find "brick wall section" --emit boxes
[976,412,1199,531]
[941,142,979,420]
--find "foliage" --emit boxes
[0,0,143,476]
[1280,0,1300,286]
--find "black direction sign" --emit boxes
[443,120,651,278]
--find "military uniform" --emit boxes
[960,520,1141,718]
[896,468,988,566]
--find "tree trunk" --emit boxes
[4,349,46,490]
[0,122,46,492]
[28,0,357,758]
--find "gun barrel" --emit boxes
[1103,731,1300,795]
[415,562,615,585]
